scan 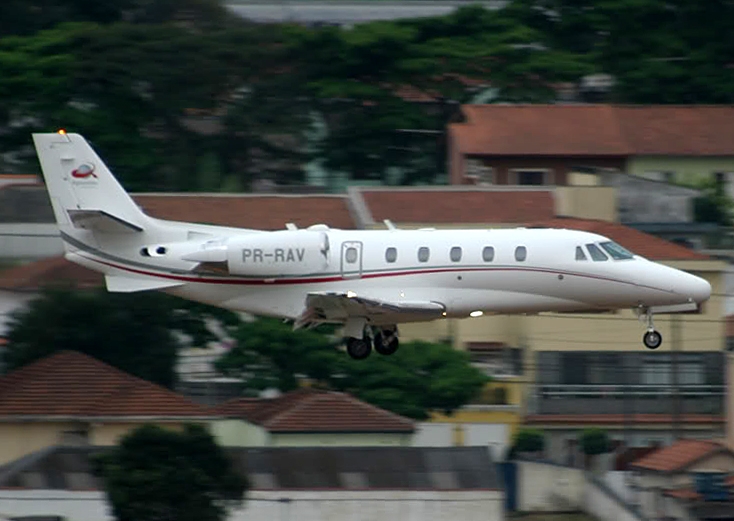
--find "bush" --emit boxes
[579,428,611,455]
[513,428,544,453]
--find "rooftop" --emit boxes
[631,439,733,473]
[215,388,415,434]
[357,187,555,224]
[528,217,710,261]
[132,193,356,230]
[450,104,734,156]
[0,351,213,419]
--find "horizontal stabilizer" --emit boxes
[105,275,184,293]
[67,209,143,233]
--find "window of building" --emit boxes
[418,247,430,262]
[385,247,397,263]
[450,246,462,262]
[515,246,527,262]
[600,241,634,260]
[514,170,548,185]
[345,247,358,263]
[482,246,495,262]
[575,246,587,261]
[586,243,608,261]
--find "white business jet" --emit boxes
[33,132,711,359]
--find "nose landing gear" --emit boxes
[637,307,663,350]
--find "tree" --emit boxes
[215,318,489,419]
[95,423,247,521]
[579,428,611,456]
[2,286,236,388]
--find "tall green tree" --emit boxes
[215,318,489,419]
[2,286,235,387]
[96,423,247,521]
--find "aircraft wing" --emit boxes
[295,292,445,329]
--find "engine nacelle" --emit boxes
[225,230,330,277]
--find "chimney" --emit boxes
[727,352,734,450]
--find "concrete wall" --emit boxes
[270,432,413,447]
[0,224,62,260]
[728,352,734,450]
[628,156,734,197]
[516,460,648,520]
[0,489,504,521]
[599,172,699,224]
[517,460,585,511]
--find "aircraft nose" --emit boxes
[683,272,712,303]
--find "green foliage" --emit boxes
[95,423,247,521]
[215,318,489,419]
[2,286,235,387]
[512,428,545,453]
[579,428,611,456]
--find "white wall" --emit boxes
[0,490,503,521]
[516,461,648,521]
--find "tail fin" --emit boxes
[32,132,149,236]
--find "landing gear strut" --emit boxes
[638,307,663,350]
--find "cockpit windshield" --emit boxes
[599,241,635,260]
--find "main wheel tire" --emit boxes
[643,330,662,350]
[373,330,399,356]
[346,337,372,360]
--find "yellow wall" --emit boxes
[0,422,78,465]
[211,419,269,447]
[430,407,522,438]
[555,186,617,221]
[0,420,201,465]
[628,156,734,184]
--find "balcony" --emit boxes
[529,384,724,415]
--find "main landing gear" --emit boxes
[637,307,663,350]
[345,325,400,360]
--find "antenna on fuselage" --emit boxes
[285,223,297,230]
[383,219,397,230]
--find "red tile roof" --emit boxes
[132,194,355,230]
[525,414,724,425]
[0,351,213,418]
[450,105,734,156]
[360,189,555,224]
[528,217,710,260]
[215,388,415,433]
[631,439,732,472]
[0,256,103,292]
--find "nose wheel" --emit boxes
[637,306,663,350]
[643,330,662,350]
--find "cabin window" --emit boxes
[418,247,430,263]
[600,241,634,260]
[385,247,397,263]
[575,246,587,261]
[482,246,495,262]
[345,247,358,263]
[515,246,527,262]
[586,243,608,261]
[450,246,462,262]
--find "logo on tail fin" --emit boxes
[71,163,97,179]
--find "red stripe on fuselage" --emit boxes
[81,253,665,292]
